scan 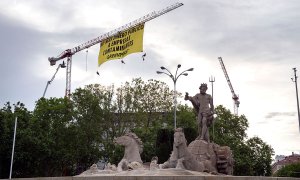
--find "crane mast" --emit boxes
[218,57,240,115]
[48,2,183,98]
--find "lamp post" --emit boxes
[157,64,194,129]
[9,117,17,179]
[291,67,300,132]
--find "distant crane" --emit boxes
[218,57,240,115]
[48,3,183,98]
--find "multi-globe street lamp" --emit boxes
[156,64,194,129]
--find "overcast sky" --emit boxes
[0,0,299,156]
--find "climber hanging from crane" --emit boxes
[44,2,183,98]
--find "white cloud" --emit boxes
[0,0,122,33]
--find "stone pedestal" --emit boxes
[4,174,299,180]
[188,139,233,175]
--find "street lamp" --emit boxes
[156,64,194,129]
[291,67,300,132]
[9,116,17,179]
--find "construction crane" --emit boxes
[43,62,66,98]
[218,57,240,115]
[48,2,184,98]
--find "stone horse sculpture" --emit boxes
[160,128,205,172]
[114,131,144,171]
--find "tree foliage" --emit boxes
[275,163,300,177]
[0,78,176,178]
[27,97,75,176]
[0,78,274,178]
[212,105,274,176]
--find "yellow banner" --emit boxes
[98,23,145,66]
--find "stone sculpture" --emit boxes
[188,139,218,173]
[187,134,234,174]
[160,128,205,172]
[158,143,178,169]
[184,83,214,142]
[104,163,117,171]
[159,128,233,175]
[215,145,234,174]
[80,127,233,176]
[79,78,236,177]
[113,131,144,171]
[149,156,159,170]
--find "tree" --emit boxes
[112,78,176,162]
[32,97,76,177]
[0,79,274,178]
[67,78,176,165]
[117,78,174,128]
[246,137,274,176]
[212,105,249,145]
[275,163,300,177]
[176,104,197,130]
[0,102,14,178]
[212,105,274,176]
[72,84,113,168]
[0,79,185,178]
[0,102,36,178]
[155,129,173,163]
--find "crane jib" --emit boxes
[48,3,183,64]
[47,2,184,98]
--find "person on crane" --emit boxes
[142,53,146,61]
[184,83,214,142]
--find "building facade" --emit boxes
[272,152,300,174]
